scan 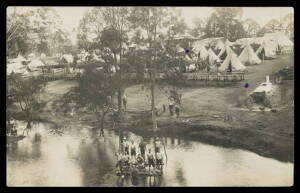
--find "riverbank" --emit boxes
[8,54,294,163]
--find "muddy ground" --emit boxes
[9,54,294,163]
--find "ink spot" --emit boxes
[244,83,249,88]
[185,49,189,54]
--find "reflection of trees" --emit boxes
[175,162,187,186]
[31,133,42,159]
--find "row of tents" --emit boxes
[181,32,294,72]
[7,53,75,75]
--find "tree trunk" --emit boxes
[118,37,124,121]
[151,22,158,132]
[151,69,157,131]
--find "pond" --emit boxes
[6,121,293,187]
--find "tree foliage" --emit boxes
[7,7,71,57]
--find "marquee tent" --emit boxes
[264,32,294,53]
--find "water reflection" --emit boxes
[7,121,294,187]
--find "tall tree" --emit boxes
[77,7,131,119]
[282,13,294,40]
[77,64,118,130]
[203,7,245,41]
[264,19,280,33]
[129,7,172,131]
[190,16,205,38]
[243,18,261,37]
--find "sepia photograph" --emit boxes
[6,6,294,187]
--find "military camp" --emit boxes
[6,7,294,187]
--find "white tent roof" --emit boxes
[219,51,246,72]
[217,41,236,58]
[208,48,221,65]
[253,37,263,45]
[215,39,225,50]
[7,62,27,74]
[192,41,205,53]
[61,54,74,63]
[28,59,45,68]
[264,32,294,48]
[193,43,209,61]
[184,54,194,63]
[238,44,261,65]
[12,54,28,63]
[255,39,277,58]
[176,45,185,53]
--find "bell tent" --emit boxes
[219,51,246,72]
[255,39,277,60]
[238,43,262,65]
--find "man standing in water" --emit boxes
[154,137,162,154]
[124,138,130,155]
[146,148,155,172]
[130,140,137,158]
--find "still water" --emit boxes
[7,121,293,187]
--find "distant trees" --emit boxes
[283,13,294,40]
[189,17,205,38]
[264,19,280,33]
[7,7,72,57]
[243,18,260,37]
[197,7,246,41]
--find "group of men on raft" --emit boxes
[116,137,164,174]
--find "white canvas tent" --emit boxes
[238,43,261,65]
[253,37,263,45]
[194,45,209,61]
[214,39,225,50]
[27,59,45,70]
[41,53,46,59]
[61,54,74,63]
[219,51,246,72]
[7,62,27,74]
[207,48,221,65]
[176,45,185,53]
[184,54,194,64]
[236,38,254,46]
[11,54,28,63]
[217,40,236,58]
[255,39,277,59]
[264,32,294,53]
[192,41,205,53]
